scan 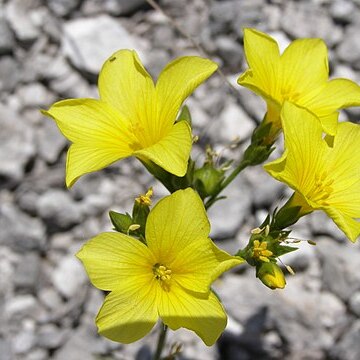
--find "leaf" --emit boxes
[109,211,133,234]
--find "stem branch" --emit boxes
[205,158,250,209]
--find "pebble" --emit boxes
[36,119,67,164]
[13,252,41,293]
[12,326,36,354]
[214,99,255,143]
[235,85,267,123]
[208,176,252,239]
[281,2,343,47]
[62,15,147,75]
[215,36,244,72]
[47,0,82,17]
[0,17,15,54]
[329,0,357,24]
[5,0,40,43]
[37,324,68,349]
[349,291,360,317]
[38,287,63,311]
[52,255,87,299]
[17,83,56,109]
[243,166,284,208]
[36,189,82,231]
[337,24,360,70]
[0,105,36,187]
[0,56,20,92]
[317,239,360,301]
[0,339,13,360]
[5,295,39,320]
[309,212,347,242]
[0,203,46,252]
[103,0,148,16]
[330,320,360,360]
[24,348,48,360]
[52,327,98,360]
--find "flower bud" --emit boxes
[132,188,153,236]
[193,164,224,199]
[256,262,286,290]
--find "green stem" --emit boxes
[153,324,168,360]
[205,158,251,209]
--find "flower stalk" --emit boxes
[153,324,168,360]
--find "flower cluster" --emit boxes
[43,27,360,355]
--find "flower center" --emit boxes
[153,263,172,291]
[252,240,273,263]
[128,121,147,151]
[308,171,334,206]
[281,88,300,102]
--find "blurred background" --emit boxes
[1,0,360,359]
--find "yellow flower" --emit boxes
[43,50,218,187]
[238,28,360,137]
[77,188,243,345]
[264,101,360,242]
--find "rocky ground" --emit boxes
[1,0,360,359]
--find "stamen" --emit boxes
[153,263,172,291]
[308,171,334,206]
[252,240,273,262]
[136,187,153,206]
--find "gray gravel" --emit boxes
[1,0,360,359]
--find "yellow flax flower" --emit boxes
[77,188,243,345]
[238,28,360,137]
[43,50,218,187]
[264,102,360,242]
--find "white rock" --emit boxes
[217,100,255,143]
[17,83,56,108]
[5,295,38,319]
[5,0,40,42]
[36,119,67,164]
[0,105,36,185]
[37,189,82,230]
[208,176,252,239]
[62,15,147,75]
[52,255,87,298]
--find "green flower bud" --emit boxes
[193,163,224,199]
[132,188,153,236]
[256,262,286,290]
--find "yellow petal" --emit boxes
[44,99,135,187]
[280,38,329,101]
[317,112,339,137]
[146,188,210,264]
[237,28,281,104]
[65,144,125,187]
[303,79,360,117]
[156,56,218,133]
[98,50,159,146]
[323,207,360,242]
[134,121,192,177]
[300,78,360,135]
[171,239,243,293]
[265,102,326,194]
[325,121,360,217]
[96,284,158,344]
[76,232,154,291]
[158,285,227,346]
